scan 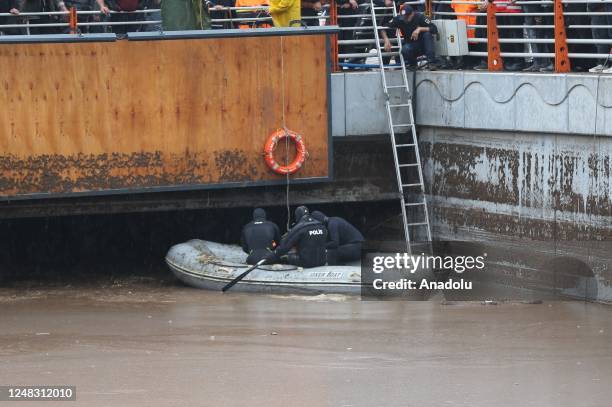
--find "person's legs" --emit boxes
[589,8,612,70]
[285,253,303,267]
[301,9,320,27]
[566,3,593,70]
[472,14,488,69]
[401,42,419,66]
[522,5,539,70]
[590,13,609,57]
[538,11,553,71]
[420,31,436,62]
[326,248,338,266]
[338,6,357,61]
[607,4,612,56]
[336,242,362,263]
[145,9,162,31]
[500,15,526,70]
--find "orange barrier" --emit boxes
[69,7,77,34]
[486,3,503,71]
[330,0,339,72]
[554,0,571,72]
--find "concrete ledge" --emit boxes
[331,71,612,136]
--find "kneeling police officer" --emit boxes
[269,206,328,268]
[311,211,364,265]
[241,208,281,265]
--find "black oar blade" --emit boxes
[222,259,267,292]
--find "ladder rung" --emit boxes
[395,144,415,148]
[406,222,429,227]
[393,123,414,127]
[387,85,405,89]
[389,103,411,108]
[402,183,422,187]
[405,202,426,207]
[398,163,419,167]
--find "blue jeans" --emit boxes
[401,31,436,65]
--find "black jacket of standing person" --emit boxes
[240,208,281,265]
[0,0,18,35]
[273,206,328,268]
[0,0,16,11]
[386,9,437,42]
[311,211,364,264]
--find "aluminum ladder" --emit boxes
[368,1,432,253]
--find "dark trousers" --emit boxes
[523,4,552,67]
[108,12,143,34]
[285,252,326,268]
[327,242,362,265]
[497,14,524,64]
[401,31,435,65]
[565,3,595,70]
[590,5,612,63]
[301,8,320,26]
[338,6,358,58]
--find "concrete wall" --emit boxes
[333,70,611,302]
[332,71,612,136]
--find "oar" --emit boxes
[222,259,267,292]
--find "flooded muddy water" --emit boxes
[1,284,611,407]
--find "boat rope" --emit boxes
[207,259,298,272]
[280,36,291,233]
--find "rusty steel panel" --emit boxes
[0,33,331,199]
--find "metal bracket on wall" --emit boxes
[554,0,571,73]
[486,4,504,71]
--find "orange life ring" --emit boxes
[264,129,307,175]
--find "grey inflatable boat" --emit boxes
[165,240,362,294]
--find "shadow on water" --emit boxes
[0,202,403,285]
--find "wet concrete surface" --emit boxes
[1,283,611,407]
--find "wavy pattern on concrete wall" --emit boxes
[414,72,612,136]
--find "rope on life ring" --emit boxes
[264,129,308,175]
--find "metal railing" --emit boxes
[431,0,612,71]
[0,9,160,35]
[2,0,610,73]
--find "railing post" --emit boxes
[486,3,503,71]
[330,0,339,72]
[425,0,433,18]
[69,7,78,34]
[553,0,571,72]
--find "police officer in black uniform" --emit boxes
[270,206,328,268]
[240,208,281,265]
[380,4,438,69]
[311,211,364,265]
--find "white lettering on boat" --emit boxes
[309,271,343,279]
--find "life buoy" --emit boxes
[264,129,307,175]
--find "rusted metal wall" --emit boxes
[420,127,611,301]
[333,70,611,301]
[0,30,332,199]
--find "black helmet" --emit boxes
[253,208,266,221]
[294,206,309,223]
[311,211,328,225]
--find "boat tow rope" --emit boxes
[207,259,298,272]
[281,36,291,233]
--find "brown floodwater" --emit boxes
[1,283,611,407]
